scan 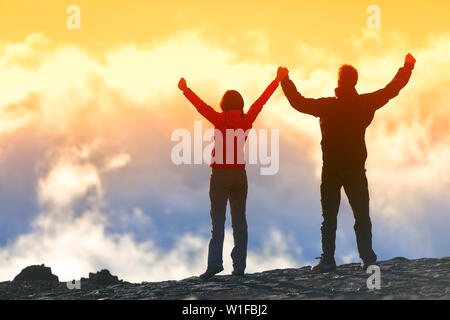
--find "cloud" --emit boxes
[0,139,303,282]
[38,158,101,208]
[0,199,301,283]
[103,153,132,172]
[0,33,54,71]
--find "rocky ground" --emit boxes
[1,257,449,300]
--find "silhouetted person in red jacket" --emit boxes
[281,54,416,272]
[178,67,288,279]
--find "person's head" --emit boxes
[220,90,244,112]
[338,64,358,88]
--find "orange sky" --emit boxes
[0,0,449,138]
[1,0,449,64]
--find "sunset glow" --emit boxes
[0,1,448,282]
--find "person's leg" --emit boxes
[206,168,229,271]
[319,166,342,262]
[229,169,248,274]
[342,169,377,264]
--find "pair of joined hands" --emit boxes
[178,66,290,92]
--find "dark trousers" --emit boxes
[208,167,248,271]
[320,166,377,262]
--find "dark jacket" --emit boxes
[281,65,413,169]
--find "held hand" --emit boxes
[276,67,289,82]
[178,78,188,92]
[404,53,416,69]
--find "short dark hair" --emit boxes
[338,64,358,87]
[220,90,244,112]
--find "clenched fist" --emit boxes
[404,53,416,69]
[178,78,188,92]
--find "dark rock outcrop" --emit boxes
[1,257,449,300]
[83,269,122,286]
[13,264,59,283]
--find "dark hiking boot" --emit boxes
[312,256,337,273]
[361,257,377,271]
[231,269,245,277]
[199,267,224,280]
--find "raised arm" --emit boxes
[280,74,330,117]
[246,67,287,124]
[363,53,416,111]
[178,78,221,125]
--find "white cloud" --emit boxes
[38,158,101,208]
[103,153,132,172]
[0,204,303,283]
[0,139,304,283]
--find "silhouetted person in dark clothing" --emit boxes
[178,67,288,280]
[280,54,416,272]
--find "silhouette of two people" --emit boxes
[178,54,415,278]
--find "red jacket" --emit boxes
[184,80,279,169]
